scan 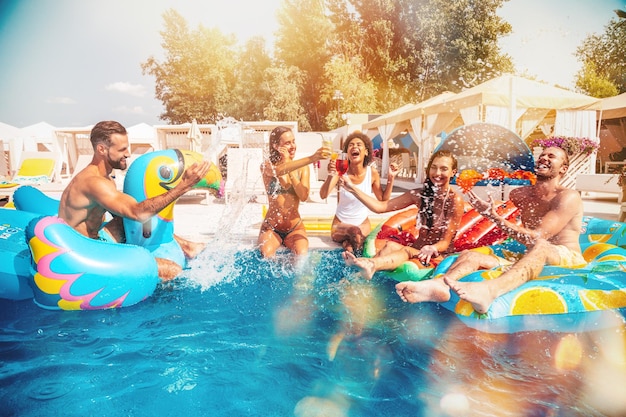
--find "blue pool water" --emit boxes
[1,248,625,416]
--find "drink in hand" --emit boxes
[336,153,349,175]
[322,137,332,153]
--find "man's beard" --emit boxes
[109,156,127,171]
[534,169,555,182]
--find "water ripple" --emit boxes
[26,380,73,401]
[91,344,117,359]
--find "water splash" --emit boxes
[184,120,269,289]
[206,116,243,159]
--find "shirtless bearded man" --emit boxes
[395,146,585,314]
[58,120,210,281]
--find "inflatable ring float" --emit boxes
[363,201,521,281]
[1,149,222,310]
[364,210,626,333]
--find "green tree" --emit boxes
[320,56,378,128]
[229,37,273,120]
[141,9,238,124]
[348,0,416,107]
[575,61,619,98]
[327,0,513,113]
[275,0,334,130]
[263,65,312,131]
[575,9,626,96]
[410,0,513,100]
[143,2,517,130]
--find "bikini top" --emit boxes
[267,177,297,197]
[415,186,451,230]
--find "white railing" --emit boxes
[561,152,593,189]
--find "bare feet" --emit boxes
[342,251,376,280]
[444,277,493,314]
[156,258,183,281]
[342,250,357,265]
[395,279,451,303]
[327,331,345,361]
[175,235,206,259]
[185,241,206,259]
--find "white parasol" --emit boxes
[187,118,203,152]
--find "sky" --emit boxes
[0,0,624,129]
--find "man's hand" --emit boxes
[467,190,497,218]
[181,161,211,189]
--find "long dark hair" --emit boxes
[342,131,373,167]
[419,150,457,229]
[268,126,293,164]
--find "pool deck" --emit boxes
[173,189,623,251]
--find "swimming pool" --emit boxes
[1,248,625,416]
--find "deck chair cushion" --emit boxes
[11,174,51,185]
[13,157,56,184]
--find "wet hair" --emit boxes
[268,126,293,164]
[342,131,373,167]
[419,150,458,229]
[90,121,127,150]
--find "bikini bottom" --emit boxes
[263,219,303,242]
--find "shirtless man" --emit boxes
[395,146,585,314]
[58,120,211,281]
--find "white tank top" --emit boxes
[336,166,373,225]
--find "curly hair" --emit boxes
[342,131,373,167]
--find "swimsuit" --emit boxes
[97,227,116,243]
[96,216,126,243]
[263,173,303,242]
[336,166,372,225]
[267,177,297,197]
[262,219,303,242]
[552,244,587,267]
[496,244,586,268]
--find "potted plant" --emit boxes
[530,136,599,156]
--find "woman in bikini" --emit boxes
[320,131,398,254]
[258,126,330,258]
[340,150,465,279]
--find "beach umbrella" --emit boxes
[187,119,203,152]
[126,123,157,156]
[22,121,56,141]
[0,121,24,140]
[435,122,535,173]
